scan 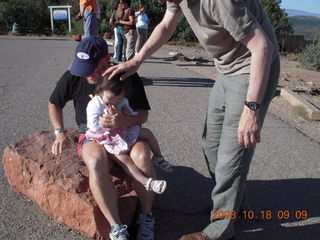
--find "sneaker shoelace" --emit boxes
[137,218,154,239]
[110,225,128,240]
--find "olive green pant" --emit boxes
[124,29,137,61]
[202,55,280,240]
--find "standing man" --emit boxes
[135,4,149,54]
[49,36,156,240]
[105,0,280,239]
[79,0,98,38]
[118,0,136,61]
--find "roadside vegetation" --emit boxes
[0,0,318,72]
[299,42,320,71]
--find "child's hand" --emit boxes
[75,13,83,21]
[99,109,126,131]
[106,104,118,115]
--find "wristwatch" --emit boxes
[244,101,260,111]
[54,128,65,135]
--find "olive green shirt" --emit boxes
[167,0,278,75]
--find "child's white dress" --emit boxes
[85,96,140,155]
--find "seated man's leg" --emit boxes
[129,140,155,214]
[130,140,156,240]
[82,141,121,226]
[139,128,161,157]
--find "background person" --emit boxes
[105,0,280,239]
[77,0,98,38]
[118,0,136,61]
[48,36,156,240]
[135,4,149,54]
[110,1,125,61]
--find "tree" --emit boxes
[260,0,294,35]
[0,0,78,35]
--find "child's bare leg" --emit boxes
[139,128,161,157]
[114,154,167,194]
[114,154,149,185]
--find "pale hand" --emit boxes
[237,107,261,149]
[103,58,141,81]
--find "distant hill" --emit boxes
[288,16,320,40]
[285,9,320,18]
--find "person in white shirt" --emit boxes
[135,4,149,54]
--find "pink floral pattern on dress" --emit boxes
[86,125,140,155]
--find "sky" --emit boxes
[281,0,320,14]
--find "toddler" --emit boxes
[86,75,172,194]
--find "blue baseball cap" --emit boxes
[70,36,109,77]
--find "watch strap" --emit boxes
[244,101,260,111]
[54,128,65,135]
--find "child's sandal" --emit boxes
[145,178,167,194]
[152,156,173,172]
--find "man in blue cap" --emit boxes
[48,36,156,240]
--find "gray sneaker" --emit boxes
[109,224,129,240]
[137,213,155,240]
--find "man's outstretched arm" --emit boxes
[104,9,181,80]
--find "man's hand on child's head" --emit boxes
[103,58,141,81]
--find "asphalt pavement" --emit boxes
[0,36,319,240]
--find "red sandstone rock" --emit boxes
[2,129,138,239]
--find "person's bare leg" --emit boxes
[139,128,161,157]
[114,154,149,186]
[130,140,156,213]
[82,141,121,226]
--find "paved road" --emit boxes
[0,36,320,240]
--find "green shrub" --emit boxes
[99,19,113,36]
[71,20,83,35]
[299,42,320,71]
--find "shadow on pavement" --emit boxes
[153,166,320,240]
[0,37,71,41]
[141,77,214,88]
[175,63,213,67]
[237,178,320,240]
[144,60,173,65]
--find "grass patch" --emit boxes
[293,105,310,120]
[280,52,300,61]
[286,53,299,61]
[167,40,201,47]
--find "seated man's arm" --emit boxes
[99,109,148,131]
[48,102,69,155]
[48,71,76,155]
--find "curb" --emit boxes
[280,88,320,120]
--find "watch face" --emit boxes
[250,103,257,110]
[54,128,64,134]
[245,101,259,110]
